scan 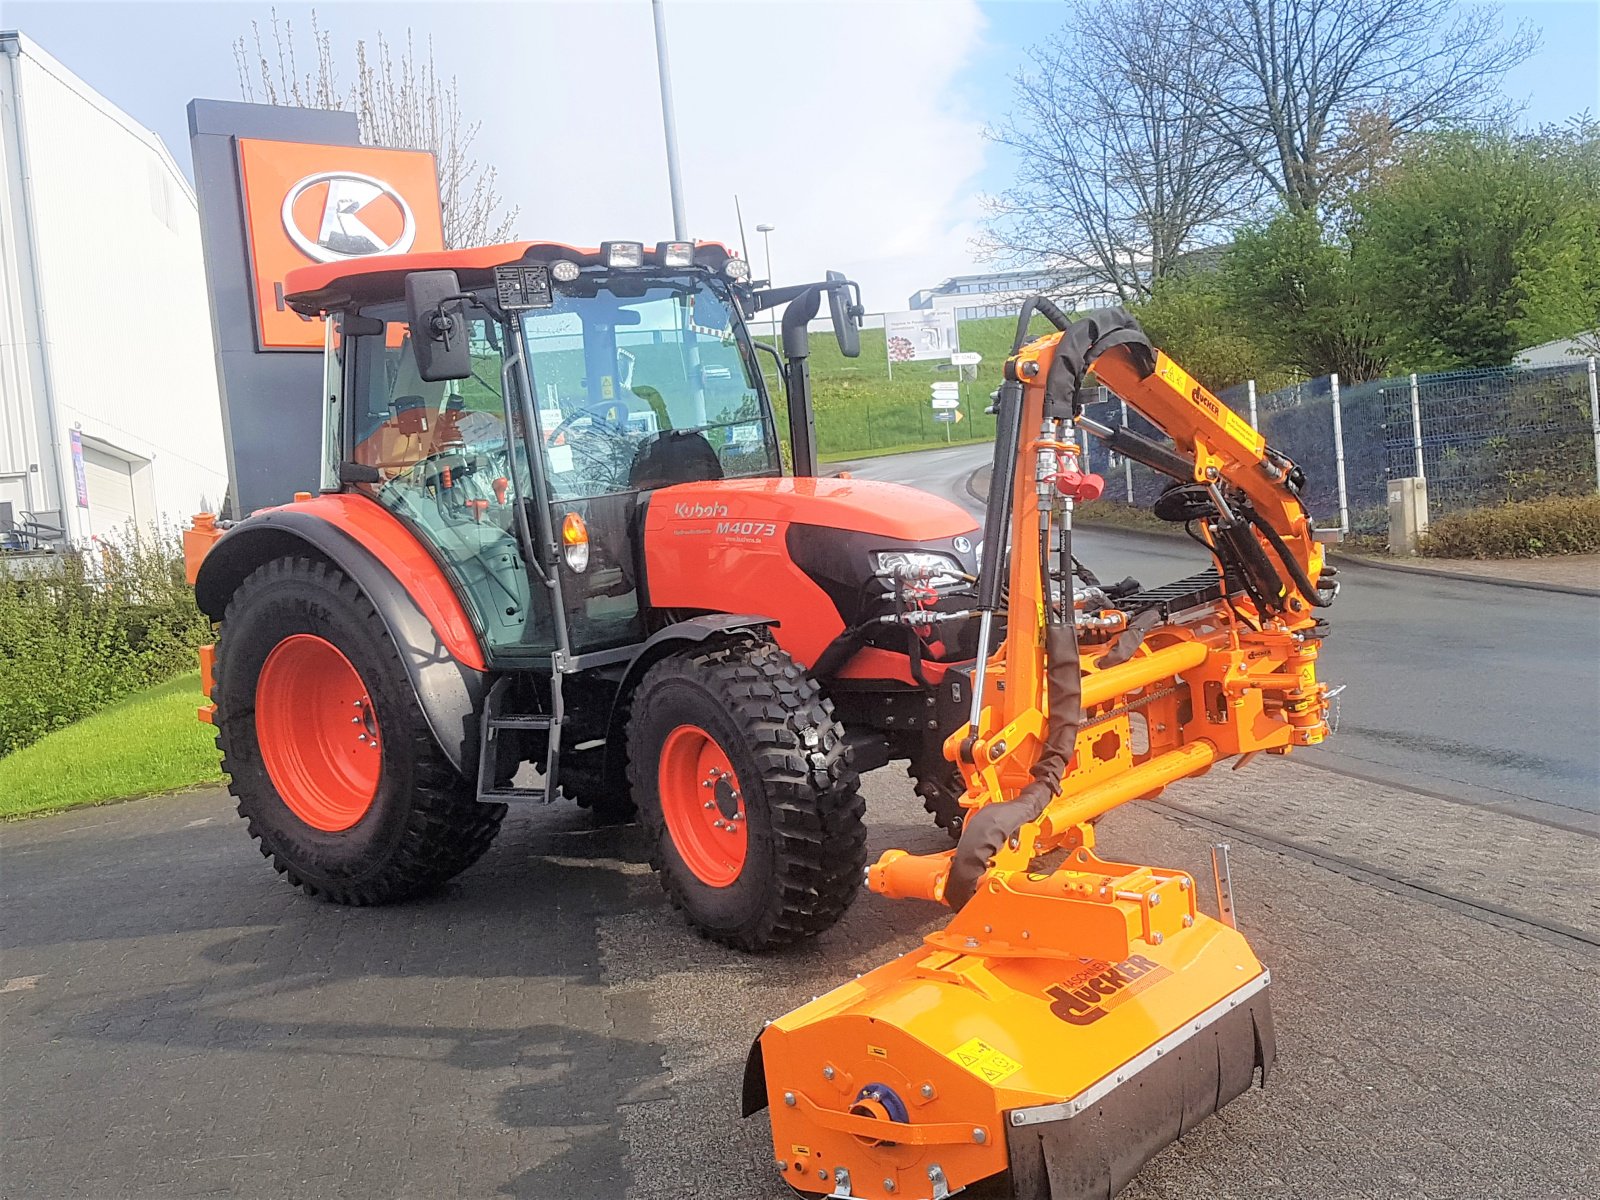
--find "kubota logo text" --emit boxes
[673,501,729,519]
[1045,954,1171,1025]
[281,171,417,263]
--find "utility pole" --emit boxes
[757,222,778,349]
[651,0,687,239]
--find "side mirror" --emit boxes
[404,270,471,382]
[826,270,861,358]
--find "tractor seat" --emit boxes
[628,430,724,490]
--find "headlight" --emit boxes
[874,550,964,587]
[550,259,580,283]
[601,241,644,268]
[656,240,695,267]
[723,258,750,281]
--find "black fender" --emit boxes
[600,613,778,792]
[194,510,485,777]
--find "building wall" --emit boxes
[0,33,226,542]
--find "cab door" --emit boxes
[341,306,556,664]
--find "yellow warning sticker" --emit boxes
[947,1037,1023,1085]
[867,1044,889,1059]
[791,1144,811,1160]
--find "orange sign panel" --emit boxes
[235,138,445,349]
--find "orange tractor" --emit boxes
[186,240,989,949]
[185,238,1335,1196]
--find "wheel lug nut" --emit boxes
[704,800,714,809]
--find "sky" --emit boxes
[5,0,1597,313]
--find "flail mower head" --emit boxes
[746,303,1333,1199]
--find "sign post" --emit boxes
[951,351,981,431]
[931,381,961,443]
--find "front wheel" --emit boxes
[214,556,504,904]
[626,639,865,951]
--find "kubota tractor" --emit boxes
[185,239,989,950]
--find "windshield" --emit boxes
[518,273,779,500]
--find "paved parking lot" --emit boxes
[3,758,1597,1199]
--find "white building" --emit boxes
[908,267,1122,322]
[1,31,226,546]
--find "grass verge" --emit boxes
[0,672,223,819]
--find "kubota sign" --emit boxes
[236,139,444,349]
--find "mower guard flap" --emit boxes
[1005,986,1275,1200]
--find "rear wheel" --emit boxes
[627,639,865,951]
[214,556,504,904]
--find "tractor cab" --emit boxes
[287,240,860,664]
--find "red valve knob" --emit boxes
[1055,469,1105,502]
[466,499,489,523]
[493,477,510,505]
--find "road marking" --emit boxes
[1,975,43,993]
[183,818,214,828]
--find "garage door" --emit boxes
[83,445,138,537]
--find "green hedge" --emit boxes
[0,528,211,757]
[1420,493,1600,558]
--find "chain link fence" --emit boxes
[1084,358,1600,538]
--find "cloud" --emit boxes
[442,0,993,313]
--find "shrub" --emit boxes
[1419,493,1600,559]
[0,525,211,757]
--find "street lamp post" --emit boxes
[651,0,688,239]
[756,222,779,352]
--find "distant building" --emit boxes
[1515,332,1598,368]
[1,31,226,547]
[908,267,1122,321]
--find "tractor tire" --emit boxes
[626,638,865,951]
[908,733,967,840]
[213,556,504,904]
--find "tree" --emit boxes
[1183,0,1538,214]
[234,9,517,248]
[982,0,1254,303]
[1133,271,1284,392]
[1222,212,1389,382]
[1350,121,1600,368]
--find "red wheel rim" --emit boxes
[658,724,747,887]
[255,635,381,832]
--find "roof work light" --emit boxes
[657,241,695,267]
[602,241,645,268]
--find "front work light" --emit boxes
[562,512,590,572]
[601,241,645,269]
[723,258,751,282]
[550,259,580,283]
[657,241,695,267]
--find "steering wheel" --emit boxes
[546,400,631,444]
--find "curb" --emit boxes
[960,466,1600,598]
[1332,552,1600,599]
[964,464,991,506]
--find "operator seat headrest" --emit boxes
[629,430,724,490]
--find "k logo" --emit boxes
[281,172,418,263]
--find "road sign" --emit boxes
[951,351,982,366]
[931,396,960,410]
[933,409,962,423]
[931,381,960,397]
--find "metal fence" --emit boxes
[1085,358,1600,536]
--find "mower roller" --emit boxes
[744,304,1336,1199]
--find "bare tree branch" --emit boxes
[233,7,518,247]
[981,0,1259,301]
[1181,0,1539,212]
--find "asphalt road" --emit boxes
[845,442,1600,829]
[4,764,1596,1200]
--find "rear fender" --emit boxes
[194,504,487,776]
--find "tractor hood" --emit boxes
[651,477,976,541]
[642,477,981,672]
